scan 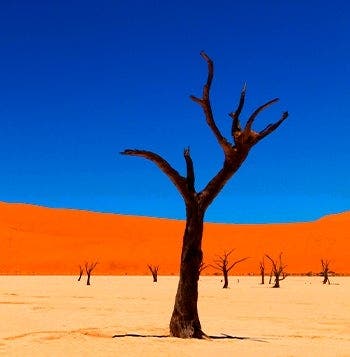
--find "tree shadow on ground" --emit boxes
[112,333,268,342]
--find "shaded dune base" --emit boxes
[0,202,349,275]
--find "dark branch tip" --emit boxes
[200,51,212,63]
[282,111,289,119]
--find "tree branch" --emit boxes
[190,51,232,156]
[257,111,289,142]
[265,254,277,272]
[229,83,246,142]
[245,98,279,133]
[121,149,189,202]
[184,147,195,193]
[227,257,249,272]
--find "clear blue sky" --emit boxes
[0,1,349,223]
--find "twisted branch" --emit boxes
[190,51,232,156]
[121,149,190,202]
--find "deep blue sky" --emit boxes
[0,1,349,223]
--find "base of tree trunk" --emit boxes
[169,313,205,339]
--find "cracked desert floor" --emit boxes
[0,276,349,356]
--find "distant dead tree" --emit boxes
[211,250,248,288]
[121,52,288,338]
[85,261,98,286]
[148,264,159,282]
[259,258,265,284]
[265,253,287,288]
[320,259,334,284]
[78,265,84,281]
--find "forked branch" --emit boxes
[229,83,245,139]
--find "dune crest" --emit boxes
[0,202,349,275]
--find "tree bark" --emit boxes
[323,274,329,284]
[169,203,205,338]
[273,276,280,288]
[223,269,229,288]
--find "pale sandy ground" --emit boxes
[0,276,349,357]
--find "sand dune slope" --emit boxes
[0,202,349,275]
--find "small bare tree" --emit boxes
[265,253,287,288]
[78,265,84,281]
[320,259,334,285]
[85,261,98,286]
[148,264,159,282]
[259,258,265,284]
[211,250,248,288]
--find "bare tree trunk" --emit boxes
[78,267,83,281]
[273,275,280,288]
[223,269,229,289]
[169,204,204,338]
[86,273,91,286]
[323,274,330,284]
[259,259,265,285]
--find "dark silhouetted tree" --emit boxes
[211,250,248,288]
[121,52,288,338]
[85,261,98,286]
[148,264,159,282]
[78,265,84,281]
[320,259,334,284]
[266,253,287,288]
[259,258,265,285]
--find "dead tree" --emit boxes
[259,258,265,284]
[265,253,287,288]
[211,250,248,288]
[78,265,84,281]
[85,261,98,286]
[148,264,159,282]
[320,259,334,284]
[121,52,288,338]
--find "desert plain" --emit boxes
[0,276,349,356]
[0,201,349,356]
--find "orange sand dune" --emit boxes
[0,201,349,275]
